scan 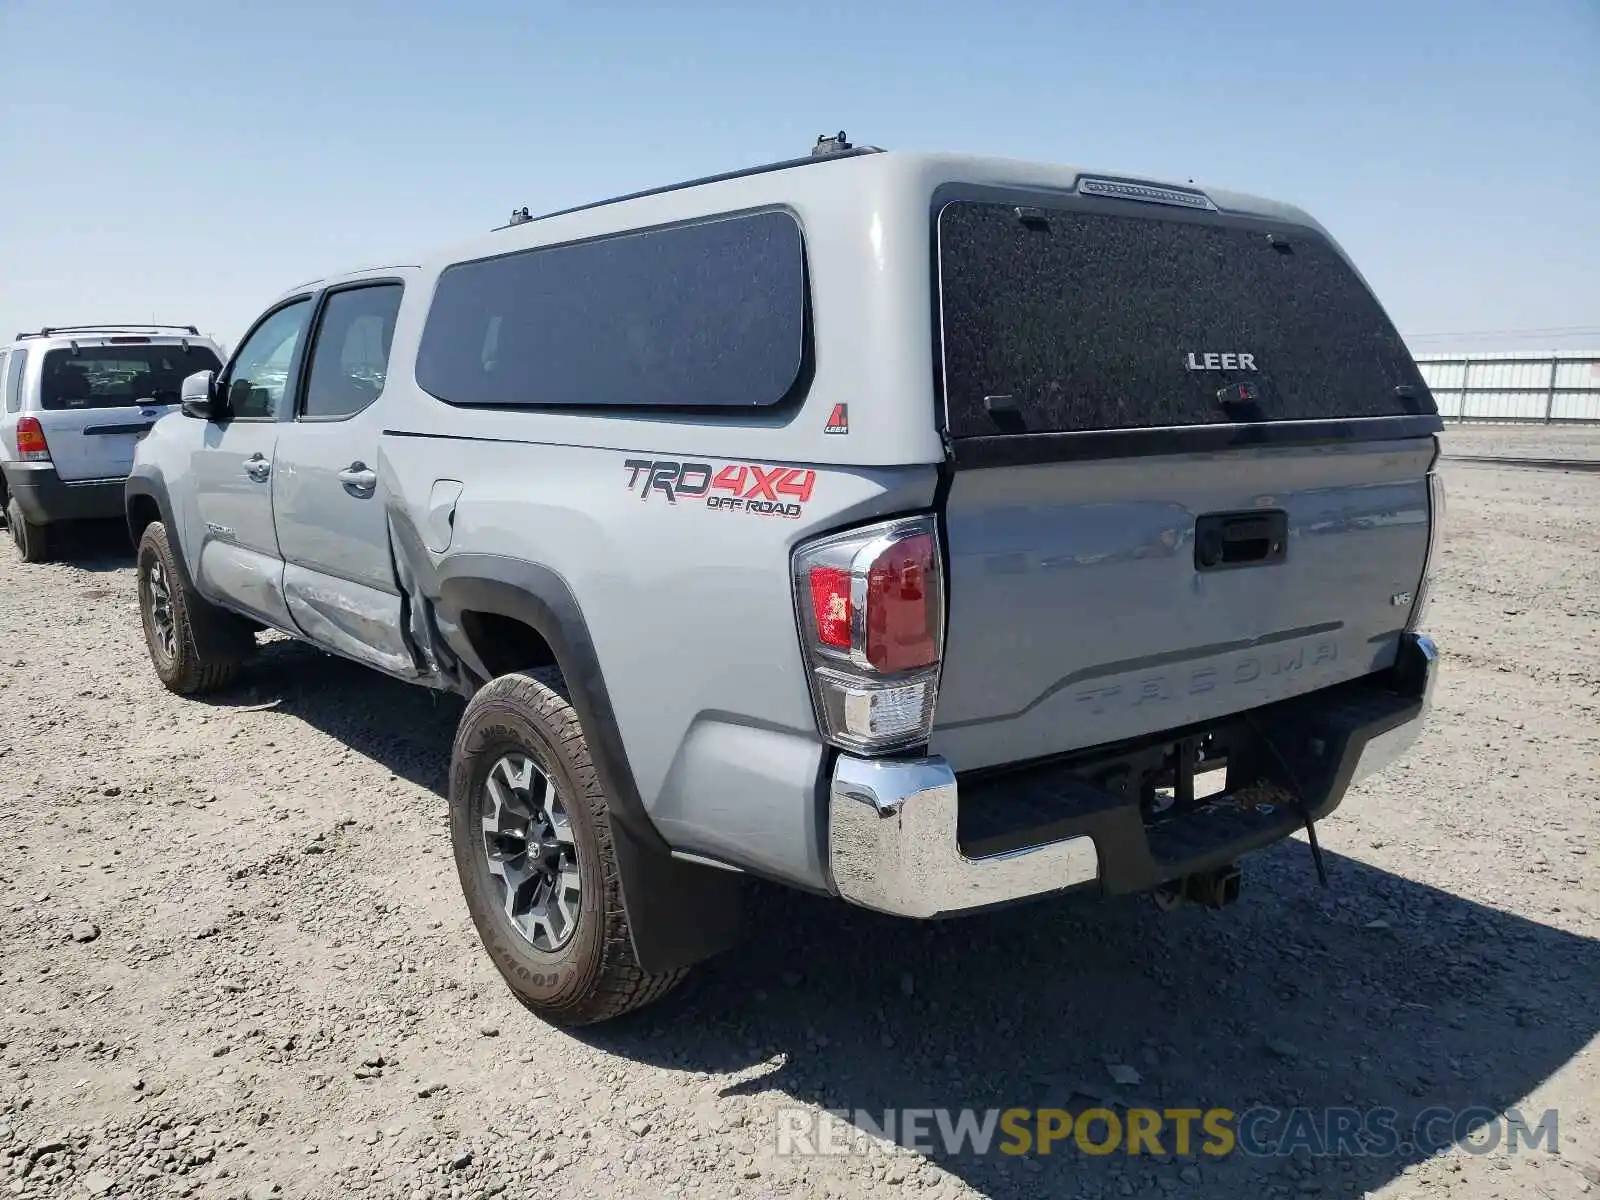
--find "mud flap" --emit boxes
[613,822,746,974]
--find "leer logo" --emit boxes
[1185,351,1258,371]
[824,403,849,434]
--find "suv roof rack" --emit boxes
[15,323,201,340]
[493,132,884,231]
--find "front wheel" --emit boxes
[136,523,253,694]
[449,668,687,1025]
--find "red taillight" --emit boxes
[15,416,50,461]
[808,566,853,650]
[792,516,945,755]
[865,533,938,672]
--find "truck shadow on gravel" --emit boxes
[217,637,462,794]
[11,518,135,571]
[222,642,1599,1200]
[621,867,1599,1199]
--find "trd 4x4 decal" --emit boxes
[623,458,816,519]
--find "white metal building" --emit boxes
[1414,351,1600,424]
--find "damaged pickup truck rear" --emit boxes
[128,143,1443,1024]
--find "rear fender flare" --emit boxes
[124,473,173,549]
[436,555,744,974]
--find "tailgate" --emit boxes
[929,441,1434,771]
[927,193,1440,773]
[35,340,218,482]
[38,405,170,482]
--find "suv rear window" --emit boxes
[3,350,25,414]
[40,344,223,411]
[416,210,806,410]
[936,201,1435,439]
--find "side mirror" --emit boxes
[180,370,219,420]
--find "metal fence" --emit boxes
[1414,351,1600,424]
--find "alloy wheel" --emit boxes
[479,752,581,952]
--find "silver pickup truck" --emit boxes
[127,137,1443,1025]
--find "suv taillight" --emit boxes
[792,515,944,755]
[1406,469,1446,632]
[15,417,50,462]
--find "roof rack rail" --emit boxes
[492,133,884,231]
[16,323,201,340]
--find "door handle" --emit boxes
[244,453,271,482]
[338,462,378,499]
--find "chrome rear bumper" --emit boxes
[828,754,1098,919]
[1349,634,1439,785]
[827,633,1439,920]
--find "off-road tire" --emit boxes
[7,497,50,563]
[136,523,253,695]
[450,667,688,1026]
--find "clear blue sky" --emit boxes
[2,0,1596,354]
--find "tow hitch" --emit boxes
[1153,863,1242,912]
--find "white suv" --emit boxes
[1,325,224,561]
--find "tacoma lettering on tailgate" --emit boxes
[1074,642,1339,715]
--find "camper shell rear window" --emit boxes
[936,199,1436,439]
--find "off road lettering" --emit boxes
[747,501,803,518]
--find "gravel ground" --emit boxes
[1,427,1597,1200]
[1439,423,1600,463]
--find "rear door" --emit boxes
[928,193,1441,773]
[33,339,222,481]
[272,280,418,675]
[190,299,313,627]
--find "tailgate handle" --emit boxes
[1194,510,1287,570]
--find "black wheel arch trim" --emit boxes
[436,554,744,973]
[124,473,172,546]
[125,473,254,662]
